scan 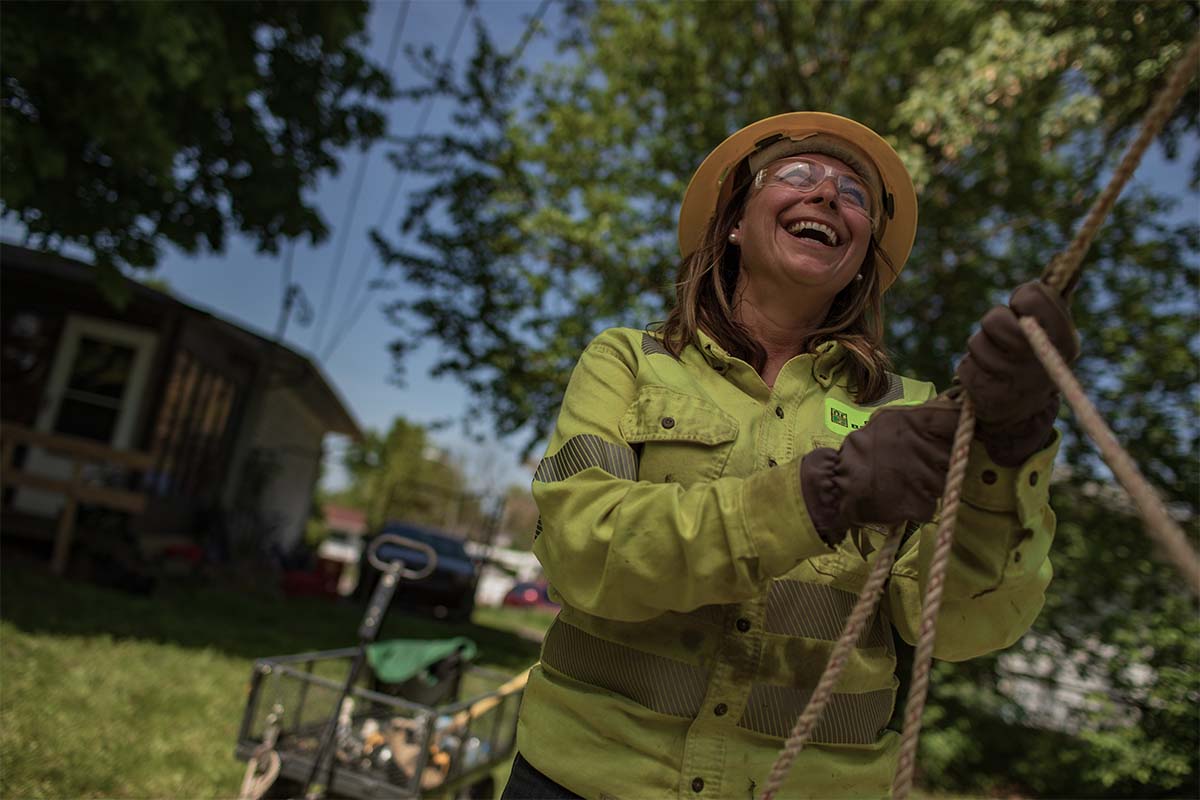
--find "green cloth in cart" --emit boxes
[366,637,477,684]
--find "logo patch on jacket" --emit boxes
[824,398,874,434]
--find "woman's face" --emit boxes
[731,153,873,305]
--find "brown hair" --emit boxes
[659,172,894,403]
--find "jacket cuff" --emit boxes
[962,428,1060,525]
[740,458,832,577]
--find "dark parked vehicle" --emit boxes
[357,523,480,620]
[502,580,559,609]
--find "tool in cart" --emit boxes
[239,704,284,800]
[302,533,438,800]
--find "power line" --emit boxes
[308,2,412,355]
[510,0,552,64]
[274,239,297,341]
[321,0,549,362]
[320,0,474,361]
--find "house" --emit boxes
[0,243,361,569]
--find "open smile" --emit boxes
[780,219,844,249]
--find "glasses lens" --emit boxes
[773,161,818,189]
[837,177,871,211]
[769,160,872,215]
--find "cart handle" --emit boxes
[367,534,438,580]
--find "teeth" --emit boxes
[785,220,839,246]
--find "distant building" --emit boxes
[1,243,361,568]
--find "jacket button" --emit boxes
[735,618,751,632]
[775,406,784,419]
[691,777,705,793]
[767,458,778,468]
[1029,471,1039,486]
[714,703,728,716]
[661,417,676,429]
[981,470,998,485]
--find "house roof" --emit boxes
[0,242,362,439]
[323,504,368,536]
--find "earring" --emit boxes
[854,273,864,282]
[728,233,739,244]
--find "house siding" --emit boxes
[247,385,326,551]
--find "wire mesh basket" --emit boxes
[236,646,524,798]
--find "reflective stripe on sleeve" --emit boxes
[533,434,638,483]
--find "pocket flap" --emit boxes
[619,386,738,446]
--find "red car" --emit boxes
[503,580,559,609]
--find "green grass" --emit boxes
[0,557,549,799]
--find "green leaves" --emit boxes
[1,1,392,287]
[379,0,1199,792]
[332,416,477,531]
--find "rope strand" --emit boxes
[1020,317,1200,596]
[891,396,976,799]
[766,32,1200,797]
[1044,34,1200,292]
[759,524,905,800]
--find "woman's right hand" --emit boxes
[800,400,960,544]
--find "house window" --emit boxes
[53,336,136,442]
[148,351,237,499]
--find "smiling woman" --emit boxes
[505,112,1079,800]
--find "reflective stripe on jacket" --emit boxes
[519,327,1058,800]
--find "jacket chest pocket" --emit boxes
[619,386,738,488]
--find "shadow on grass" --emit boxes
[0,555,542,672]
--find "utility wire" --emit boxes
[309,2,411,355]
[510,0,552,64]
[321,0,549,362]
[274,239,297,341]
[320,0,475,361]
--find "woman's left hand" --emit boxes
[956,281,1079,465]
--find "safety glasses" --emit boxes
[754,158,875,220]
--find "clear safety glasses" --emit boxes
[754,158,875,219]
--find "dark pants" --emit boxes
[502,752,582,799]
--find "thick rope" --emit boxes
[890,397,975,799]
[759,524,905,800]
[764,32,1200,799]
[1044,34,1200,292]
[1020,317,1200,596]
[892,36,1200,798]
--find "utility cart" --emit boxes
[235,644,527,799]
[235,534,528,799]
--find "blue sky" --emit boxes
[4,1,1197,497]
[151,1,560,494]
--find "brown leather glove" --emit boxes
[956,281,1080,466]
[800,401,960,546]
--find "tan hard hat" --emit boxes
[678,112,918,290]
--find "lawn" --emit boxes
[0,556,551,799]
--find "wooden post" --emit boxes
[50,461,83,576]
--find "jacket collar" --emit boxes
[694,329,847,389]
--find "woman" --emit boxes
[503,113,1077,799]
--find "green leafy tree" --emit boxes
[379,1,1198,794]
[1,1,392,280]
[330,416,479,534]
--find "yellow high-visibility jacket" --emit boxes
[518,327,1057,799]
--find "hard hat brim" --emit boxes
[677,112,918,291]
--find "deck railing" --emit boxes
[0,422,152,575]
